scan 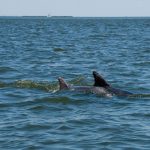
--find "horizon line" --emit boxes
[0,15,150,18]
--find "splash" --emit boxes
[0,80,58,92]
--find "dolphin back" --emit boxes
[107,87,133,96]
[58,77,70,90]
[93,71,110,87]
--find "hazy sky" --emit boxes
[0,0,150,17]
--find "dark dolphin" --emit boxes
[58,71,133,97]
[93,71,133,96]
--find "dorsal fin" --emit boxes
[93,71,110,87]
[58,77,69,90]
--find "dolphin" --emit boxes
[58,76,112,97]
[92,71,133,97]
[58,71,133,97]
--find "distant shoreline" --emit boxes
[0,16,149,19]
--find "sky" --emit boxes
[0,0,150,17]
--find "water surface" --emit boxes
[0,17,150,149]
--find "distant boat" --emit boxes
[47,14,51,18]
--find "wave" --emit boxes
[53,47,65,52]
[128,94,150,99]
[0,80,58,92]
